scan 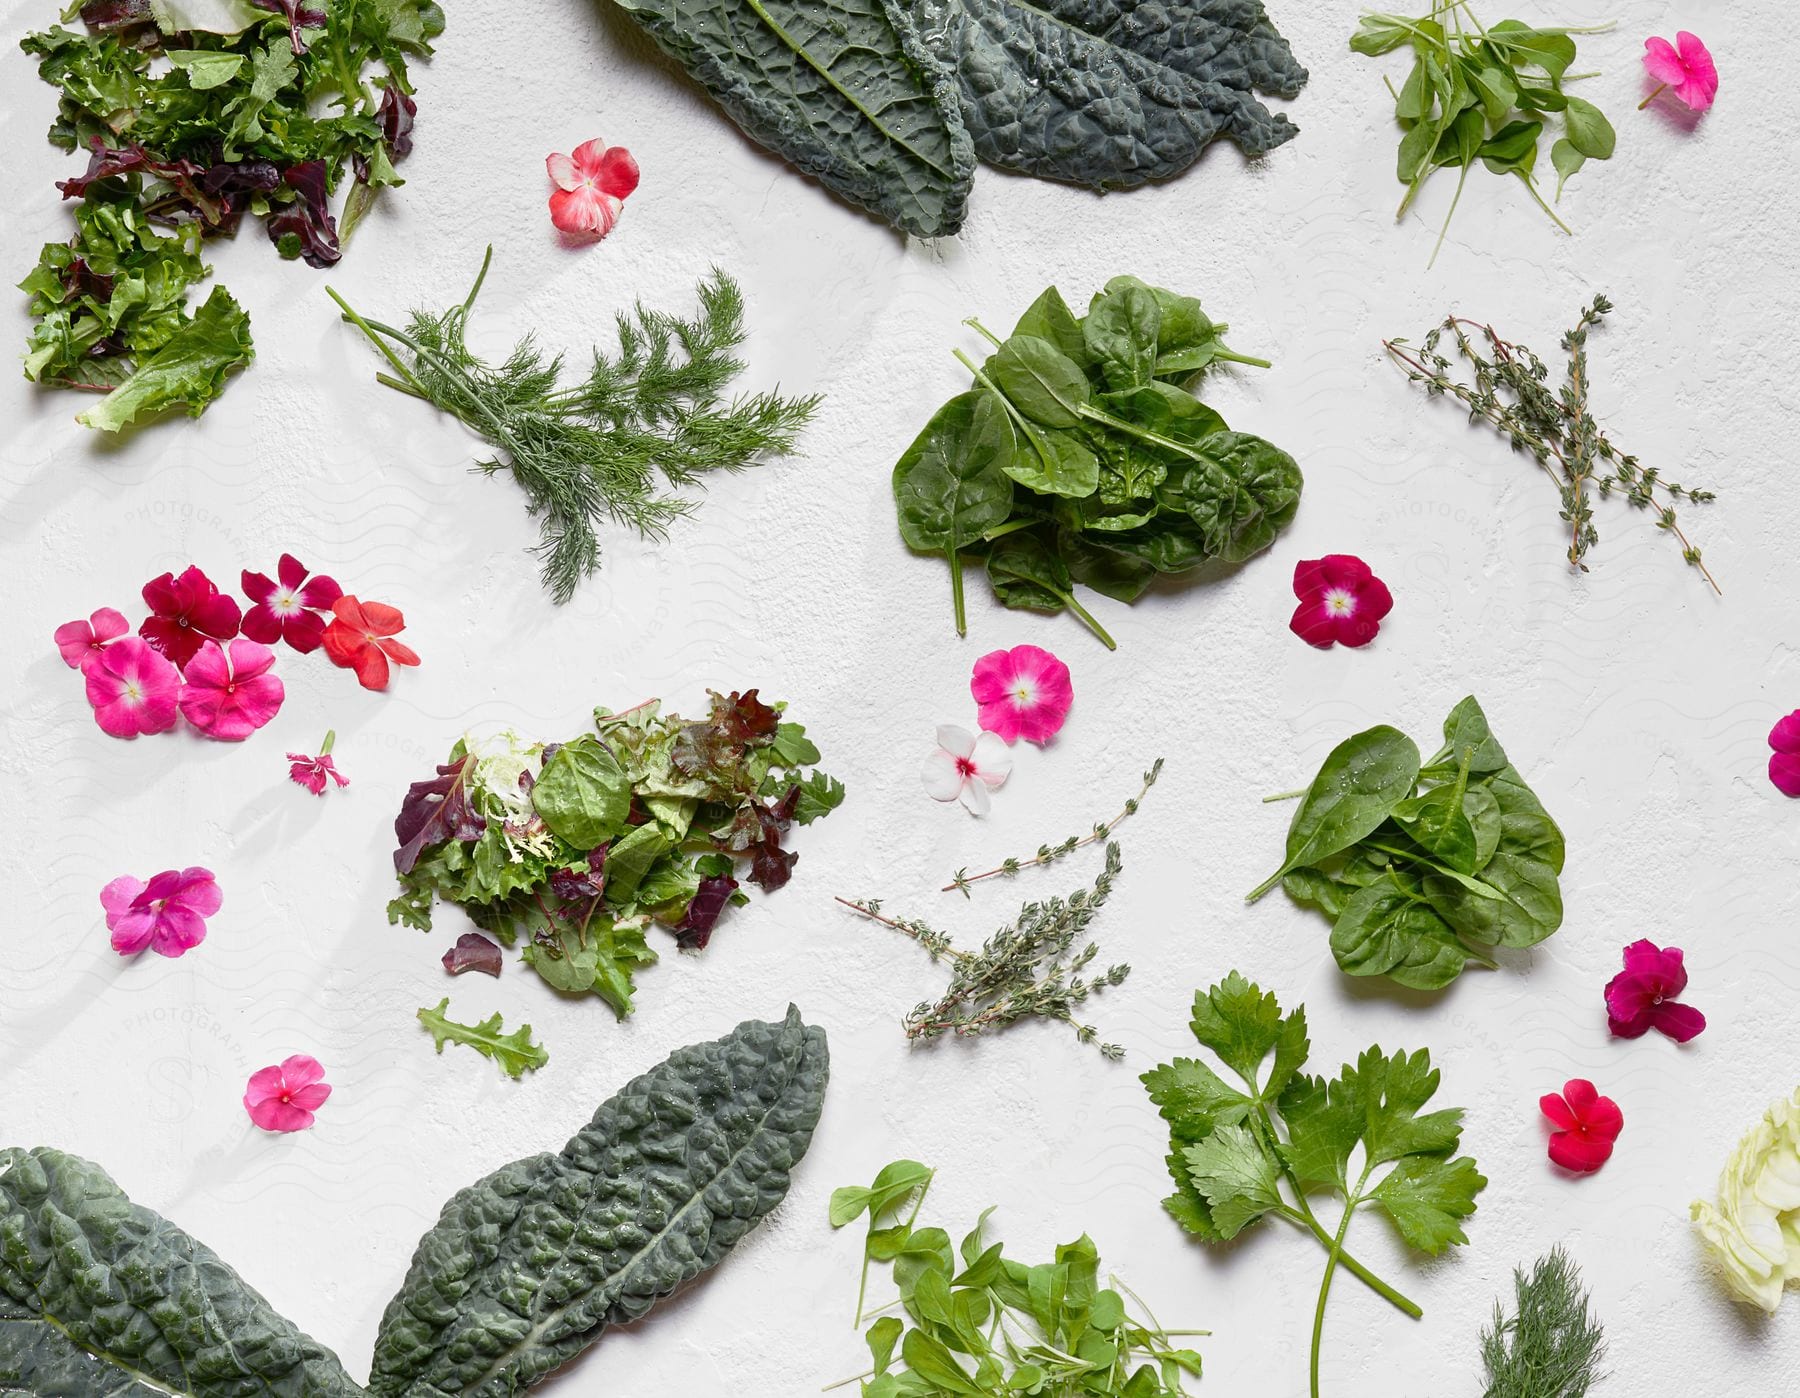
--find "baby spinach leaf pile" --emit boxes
[607,0,1306,236]
[1247,695,1566,989]
[19,0,443,430]
[332,250,820,602]
[893,276,1302,647]
[829,1159,1205,1396]
[1142,972,1485,1398]
[1350,5,1616,262]
[0,1009,827,1397]
[390,690,845,1016]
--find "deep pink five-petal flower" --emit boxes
[971,644,1074,745]
[101,866,221,957]
[1605,939,1705,1042]
[1289,554,1393,649]
[177,638,285,741]
[288,731,349,795]
[546,139,639,238]
[55,606,129,673]
[140,565,241,670]
[241,554,342,654]
[244,1054,332,1132]
[1540,1079,1623,1174]
[1769,711,1800,797]
[1642,32,1718,112]
[84,637,181,738]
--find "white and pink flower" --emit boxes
[922,724,1013,816]
[546,139,639,239]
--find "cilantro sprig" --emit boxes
[1142,972,1485,1396]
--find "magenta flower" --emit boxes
[241,554,342,654]
[971,644,1074,745]
[1769,711,1800,797]
[1289,555,1393,649]
[54,606,129,673]
[140,565,241,671]
[84,637,181,738]
[100,866,221,957]
[177,638,285,741]
[1541,1079,1624,1174]
[1605,939,1706,1042]
[288,730,349,795]
[546,139,640,238]
[1642,32,1718,112]
[243,1054,332,1132]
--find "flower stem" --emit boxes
[1638,82,1668,111]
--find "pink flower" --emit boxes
[1642,32,1718,112]
[241,554,342,654]
[100,866,221,957]
[546,139,639,238]
[139,565,241,671]
[84,637,181,738]
[971,645,1074,745]
[1289,555,1393,649]
[1768,711,1800,796]
[921,724,1013,816]
[1540,1079,1623,1174]
[288,730,349,795]
[177,638,285,741]
[322,595,419,690]
[243,1054,332,1132]
[54,606,129,673]
[1605,939,1705,1042]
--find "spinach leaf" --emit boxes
[1247,726,1422,902]
[611,0,976,237]
[892,389,1016,633]
[987,334,1088,428]
[367,1008,829,1396]
[1329,883,1471,989]
[1084,281,1162,391]
[1010,285,1087,365]
[1161,432,1305,563]
[531,736,633,848]
[0,1147,365,1396]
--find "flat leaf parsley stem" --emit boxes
[1311,1164,1375,1398]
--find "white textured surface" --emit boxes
[3,0,1798,1392]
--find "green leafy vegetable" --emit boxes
[331,250,820,602]
[20,0,442,427]
[418,997,549,1078]
[1479,1248,1606,1397]
[390,692,844,1015]
[1143,972,1485,1397]
[893,277,1298,646]
[829,1158,1205,1395]
[1350,4,1618,262]
[1247,695,1566,989]
[0,1146,364,1396]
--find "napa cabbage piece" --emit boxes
[1692,1087,1800,1313]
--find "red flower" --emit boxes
[323,595,419,690]
[1289,554,1393,649]
[1540,1079,1623,1174]
[140,565,241,670]
[241,553,342,653]
[1605,939,1705,1042]
[546,139,639,238]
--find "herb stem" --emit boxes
[1310,1175,1369,1398]
[1061,589,1117,650]
[943,760,1159,892]
[1638,81,1669,110]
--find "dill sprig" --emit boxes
[328,248,820,602]
[944,758,1163,894]
[1385,295,1719,594]
[838,842,1131,1057]
[1480,1248,1607,1398]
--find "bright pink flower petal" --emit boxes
[247,1097,316,1132]
[149,904,208,955]
[86,639,181,738]
[298,573,342,609]
[1548,1130,1615,1173]
[1771,751,1800,798]
[1562,1078,1599,1116]
[240,603,283,645]
[1539,1092,1579,1131]
[970,645,1073,745]
[227,639,279,682]
[188,590,242,639]
[241,569,278,606]
[593,146,641,199]
[280,1054,326,1089]
[276,553,308,592]
[1603,972,1655,1036]
[287,1081,332,1112]
[55,610,125,669]
[1770,711,1800,754]
[282,610,326,654]
[1642,35,1686,86]
[546,150,579,190]
[549,185,622,237]
[1289,597,1339,648]
[108,908,160,956]
[975,697,1025,744]
[1649,1000,1706,1042]
[170,868,222,917]
[1318,554,1374,590]
[99,875,146,920]
[243,1055,330,1132]
[243,1065,285,1103]
[1673,31,1718,109]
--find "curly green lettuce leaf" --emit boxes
[73,283,253,431]
[417,998,549,1078]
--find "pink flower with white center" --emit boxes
[244,1054,332,1133]
[100,866,221,958]
[971,644,1074,745]
[241,554,342,654]
[546,139,640,238]
[922,724,1013,816]
[1288,554,1394,649]
[55,606,129,673]
[1642,32,1718,113]
[288,730,349,795]
[84,636,181,738]
[177,638,285,741]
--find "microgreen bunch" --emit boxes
[946,759,1163,894]
[1386,296,1719,592]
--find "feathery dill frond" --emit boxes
[1480,1247,1607,1398]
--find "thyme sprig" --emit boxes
[328,248,819,602]
[1480,1247,1607,1397]
[839,843,1131,1057]
[944,758,1163,894]
[1385,295,1719,594]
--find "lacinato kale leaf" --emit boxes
[368,1007,828,1396]
[1247,695,1566,988]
